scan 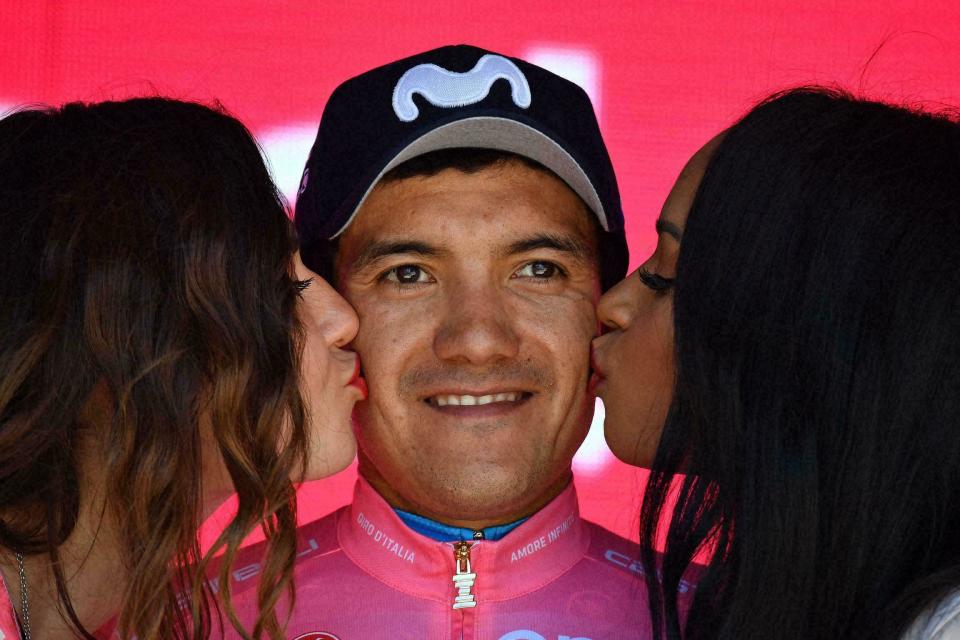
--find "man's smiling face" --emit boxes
[336,159,600,526]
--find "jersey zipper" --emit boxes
[451,540,478,610]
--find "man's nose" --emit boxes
[433,281,520,365]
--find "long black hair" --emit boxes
[640,88,960,640]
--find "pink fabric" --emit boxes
[221,478,695,640]
[0,574,21,640]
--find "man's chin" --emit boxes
[393,462,572,526]
[404,417,542,451]
[407,480,541,525]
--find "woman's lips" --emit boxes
[589,344,606,396]
[350,376,368,400]
[588,370,605,396]
[348,355,368,400]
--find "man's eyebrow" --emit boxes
[656,219,683,241]
[351,239,445,271]
[503,233,595,261]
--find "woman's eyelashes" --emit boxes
[294,277,314,295]
[638,267,675,292]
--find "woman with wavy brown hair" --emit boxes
[0,98,366,639]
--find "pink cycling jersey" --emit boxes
[222,477,696,640]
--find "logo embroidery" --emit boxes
[293,633,341,640]
[498,632,592,640]
[392,54,532,122]
[604,549,693,594]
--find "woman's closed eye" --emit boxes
[638,267,674,292]
[294,277,314,294]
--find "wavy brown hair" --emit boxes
[0,98,311,638]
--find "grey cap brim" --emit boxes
[330,116,609,238]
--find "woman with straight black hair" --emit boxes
[0,98,366,639]
[591,88,960,639]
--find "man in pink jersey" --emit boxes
[225,44,694,639]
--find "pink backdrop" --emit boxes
[3,1,959,543]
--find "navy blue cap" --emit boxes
[295,44,628,289]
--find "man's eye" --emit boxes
[384,265,431,284]
[514,261,561,279]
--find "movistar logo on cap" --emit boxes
[392,54,532,122]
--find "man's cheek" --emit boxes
[542,302,597,351]
[353,302,411,354]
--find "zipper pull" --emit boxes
[451,541,478,609]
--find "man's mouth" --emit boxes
[425,391,531,408]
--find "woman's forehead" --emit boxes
[660,133,725,233]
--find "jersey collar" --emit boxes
[338,477,591,603]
